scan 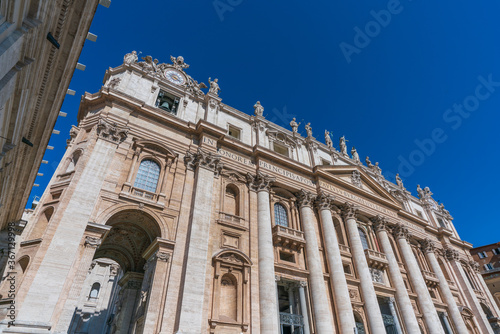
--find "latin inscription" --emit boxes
[212,144,399,219]
[259,161,315,186]
[320,181,398,218]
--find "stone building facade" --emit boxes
[3,53,500,334]
[0,0,101,233]
[471,243,500,310]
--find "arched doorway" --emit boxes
[69,209,165,334]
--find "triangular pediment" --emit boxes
[315,165,402,208]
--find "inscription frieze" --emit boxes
[320,181,397,218]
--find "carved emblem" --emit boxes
[351,170,362,188]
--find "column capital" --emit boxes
[392,223,411,241]
[96,119,129,143]
[420,238,436,254]
[340,202,359,220]
[444,248,460,262]
[370,215,388,232]
[296,189,315,208]
[468,260,480,273]
[246,171,275,192]
[315,191,335,211]
[184,148,223,175]
[299,280,308,288]
[84,236,102,248]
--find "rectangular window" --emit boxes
[485,263,494,270]
[478,252,488,259]
[493,248,500,255]
[437,218,446,228]
[273,143,288,157]
[227,125,241,140]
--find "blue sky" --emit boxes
[32,0,500,247]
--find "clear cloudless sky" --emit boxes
[30,0,500,246]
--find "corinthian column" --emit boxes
[393,224,444,334]
[177,149,222,334]
[342,203,386,334]
[315,192,354,333]
[446,248,494,334]
[371,216,420,334]
[247,171,279,333]
[296,190,334,333]
[421,239,468,334]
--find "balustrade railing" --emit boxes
[131,187,156,201]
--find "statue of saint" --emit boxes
[365,156,374,167]
[396,173,404,188]
[351,146,360,162]
[290,118,300,133]
[325,130,332,148]
[139,55,157,72]
[305,123,312,137]
[123,51,138,64]
[339,136,348,156]
[254,101,264,116]
[417,184,424,198]
[208,77,220,95]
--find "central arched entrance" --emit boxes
[69,209,167,334]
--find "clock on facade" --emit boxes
[165,70,185,85]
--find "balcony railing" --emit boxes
[421,270,439,287]
[364,249,388,269]
[280,312,304,327]
[217,212,246,230]
[131,187,157,201]
[272,225,305,251]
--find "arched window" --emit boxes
[18,257,30,273]
[89,282,101,300]
[358,228,369,250]
[65,150,82,173]
[354,312,366,334]
[30,207,54,240]
[134,159,161,192]
[225,185,239,216]
[274,203,288,227]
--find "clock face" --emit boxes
[165,70,185,85]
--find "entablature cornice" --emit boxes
[397,210,430,231]
[314,169,401,212]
